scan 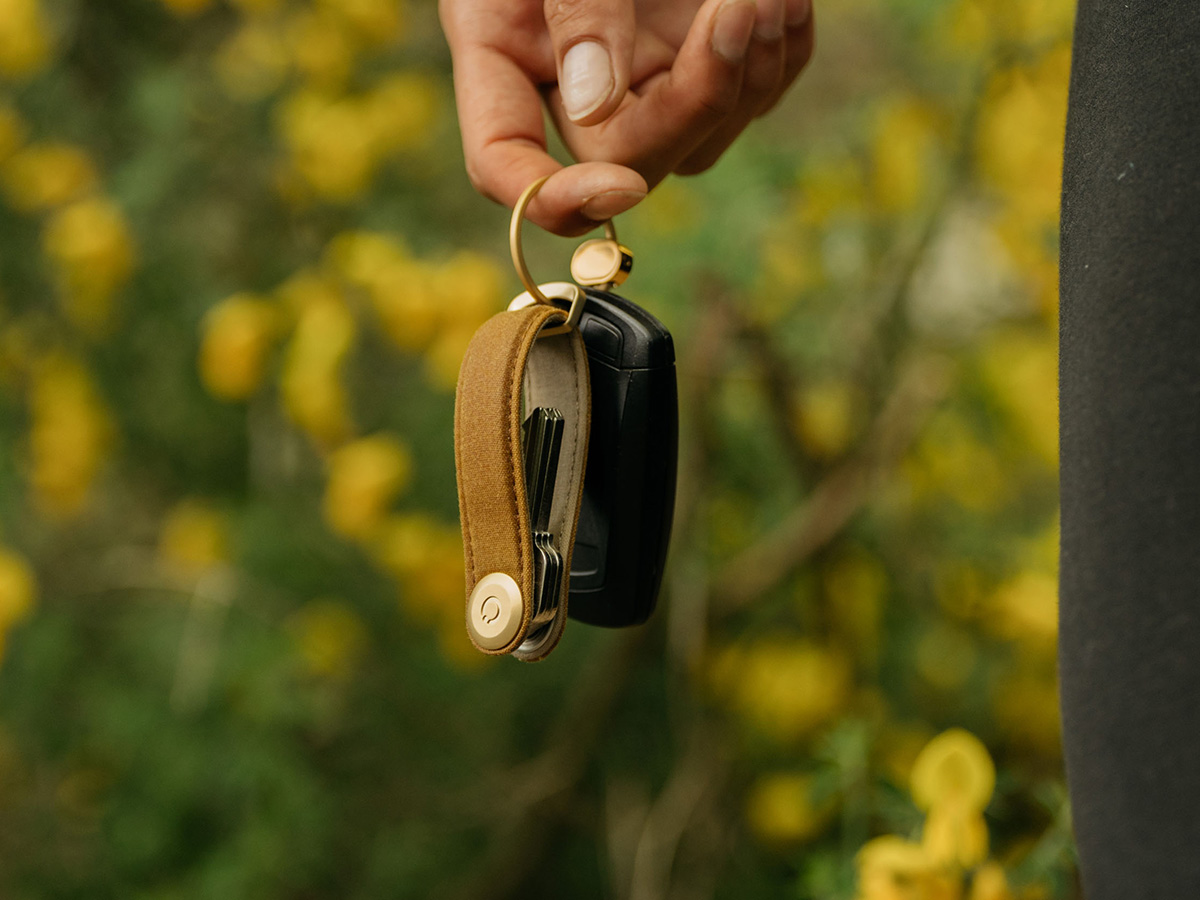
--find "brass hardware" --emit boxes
[467,572,523,650]
[508,175,632,325]
[570,238,633,288]
[506,281,584,336]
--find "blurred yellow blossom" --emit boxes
[985,571,1057,650]
[922,799,989,869]
[906,412,1006,512]
[287,598,367,680]
[324,229,410,287]
[872,97,942,214]
[0,0,52,79]
[367,259,443,352]
[424,325,477,392]
[27,353,113,518]
[968,863,1013,900]
[199,293,281,401]
[977,329,1058,466]
[746,772,833,845]
[855,836,955,900]
[42,196,136,333]
[323,433,413,540]
[214,22,289,101]
[363,72,438,152]
[796,379,862,461]
[317,0,405,47]
[372,513,462,622]
[0,546,36,630]
[277,90,378,201]
[284,9,358,89]
[2,143,96,212]
[711,639,851,742]
[910,729,995,813]
[158,500,229,575]
[279,281,356,446]
[976,48,1070,227]
[824,548,887,666]
[797,157,866,227]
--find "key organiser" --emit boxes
[454,176,678,661]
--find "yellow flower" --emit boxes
[283,9,358,89]
[855,836,958,900]
[367,258,443,352]
[871,97,941,213]
[42,196,136,333]
[906,412,1006,512]
[975,48,1070,228]
[424,325,476,392]
[0,103,27,164]
[968,863,1013,900]
[0,546,36,630]
[711,639,851,743]
[796,380,862,461]
[276,90,378,201]
[158,500,229,575]
[287,598,367,680]
[0,0,52,79]
[986,571,1058,650]
[2,143,96,212]
[323,433,413,540]
[922,800,988,869]
[157,0,213,15]
[279,281,356,446]
[316,0,405,47]
[746,772,833,845]
[323,229,410,288]
[976,328,1058,467]
[363,72,438,153]
[214,21,289,101]
[824,548,887,666]
[910,729,995,813]
[796,157,866,227]
[27,353,113,518]
[371,513,463,622]
[199,293,280,400]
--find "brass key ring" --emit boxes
[509,175,622,332]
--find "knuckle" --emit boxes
[543,0,593,32]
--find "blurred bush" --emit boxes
[0,0,1073,897]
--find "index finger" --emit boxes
[449,40,647,235]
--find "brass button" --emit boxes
[570,238,633,287]
[467,572,523,650]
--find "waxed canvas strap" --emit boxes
[454,304,590,660]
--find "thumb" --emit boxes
[545,0,634,125]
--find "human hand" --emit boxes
[439,0,815,235]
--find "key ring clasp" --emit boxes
[509,175,621,333]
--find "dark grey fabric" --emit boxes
[1059,1,1200,897]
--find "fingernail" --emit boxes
[582,189,645,221]
[711,0,756,63]
[561,41,614,122]
[754,0,784,41]
[785,0,811,27]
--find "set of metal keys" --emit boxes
[520,406,564,650]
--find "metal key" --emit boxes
[521,408,565,645]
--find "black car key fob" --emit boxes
[567,287,677,628]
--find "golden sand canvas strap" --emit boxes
[454,303,590,660]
